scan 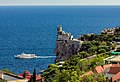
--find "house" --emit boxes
[94,66,104,74]
[0,71,27,82]
[104,55,120,64]
[80,64,120,82]
[18,70,43,82]
[112,72,120,82]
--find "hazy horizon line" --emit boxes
[0,4,120,6]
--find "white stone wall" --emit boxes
[57,35,70,40]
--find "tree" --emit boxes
[33,69,36,82]
[0,79,7,82]
[80,74,107,82]
[29,75,33,82]
[98,49,106,54]
[29,69,36,82]
[79,51,89,58]
[53,70,80,82]
[2,68,15,74]
[88,47,97,54]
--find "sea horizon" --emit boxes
[0,6,120,74]
[1,5,120,6]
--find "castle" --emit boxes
[54,26,82,62]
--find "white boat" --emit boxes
[15,52,38,59]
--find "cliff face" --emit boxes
[54,26,82,62]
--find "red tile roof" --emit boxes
[24,70,31,75]
[109,67,120,74]
[18,70,42,81]
[112,72,120,82]
[112,64,120,67]
[94,66,104,73]
[80,71,94,78]
[36,75,42,80]
[103,64,112,70]
[79,64,120,80]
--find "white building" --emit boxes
[57,26,73,41]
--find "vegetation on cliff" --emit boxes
[42,54,106,82]
[42,27,120,82]
[79,74,108,82]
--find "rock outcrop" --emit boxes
[54,26,82,62]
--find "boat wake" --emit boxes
[37,56,56,58]
[15,52,56,59]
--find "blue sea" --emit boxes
[0,6,120,74]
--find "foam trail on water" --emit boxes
[37,56,56,58]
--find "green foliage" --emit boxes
[42,55,104,82]
[33,69,36,82]
[80,40,112,58]
[98,49,106,54]
[29,75,33,82]
[0,79,7,82]
[2,68,15,74]
[88,47,97,54]
[30,69,36,82]
[53,70,80,82]
[80,74,108,82]
[42,28,118,82]
[78,51,89,58]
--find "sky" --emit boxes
[0,0,120,6]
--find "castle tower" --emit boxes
[57,25,63,35]
[57,25,74,41]
[57,25,62,32]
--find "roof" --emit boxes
[36,75,42,81]
[109,67,120,74]
[103,64,112,70]
[94,66,104,73]
[18,70,42,81]
[80,64,120,80]
[112,64,120,67]
[24,70,31,76]
[110,56,120,62]
[80,71,93,78]
[0,71,25,81]
[112,72,120,81]
[111,52,120,55]
[105,55,120,62]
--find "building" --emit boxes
[80,71,93,78]
[55,26,82,62]
[0,71,28,82]
[104,55,120,64]
[57,26,73,41]
[101,28,115,35]
[80,64,120,82]
[18,70,43,82]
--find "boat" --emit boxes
[15,52,38,59]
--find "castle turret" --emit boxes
[57,25,63,35]
[57,25,62,32]
[57,26,73,41]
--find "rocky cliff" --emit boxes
[54,26,82,62]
